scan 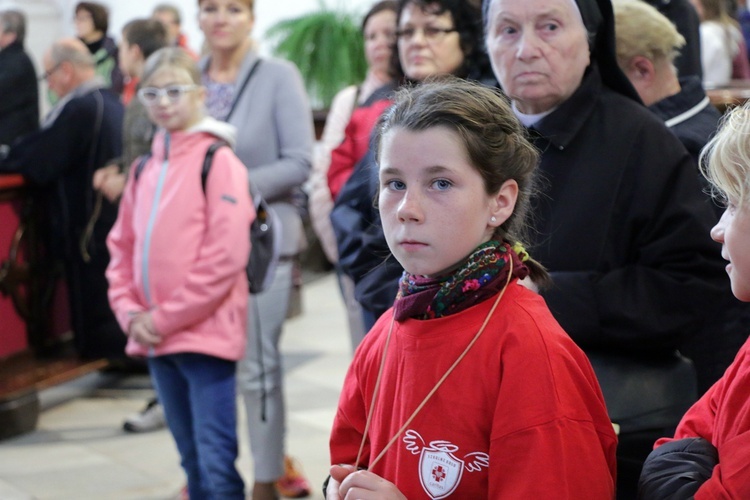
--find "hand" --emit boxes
[128,313,161,347]
[93,164,118,189]
[326,464,355,499]
[93,164,125,202]
[331,465,407,500]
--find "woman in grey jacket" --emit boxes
[198,0,315,498]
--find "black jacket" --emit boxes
[530,65,727,356]
[638,437,717,498]
[649,76,721,164]
[330,141,403,318]
[0,41,39,146]
[0,85,125,359]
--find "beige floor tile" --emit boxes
[0,272,350,500]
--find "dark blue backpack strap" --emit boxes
[133,153,151,181]
[200,141,230,193]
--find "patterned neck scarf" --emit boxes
[393,241,530,321]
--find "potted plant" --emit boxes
[264,1,367,110]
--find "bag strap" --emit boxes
[134,140,229,194]
[225,59,262,121]
[133,153,151,182]
[79,90,105,263]
[200,141,230,193]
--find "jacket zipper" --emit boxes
[142,133,170,308]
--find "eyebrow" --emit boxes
[496,8,568,22]
[380,165,452,176]
[145,82,183,88]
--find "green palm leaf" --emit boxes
[265,1,367,109]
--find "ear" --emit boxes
[59,61,74,82]
[627,55,656,83]
[488,179,519,229]
[0,31,16,47]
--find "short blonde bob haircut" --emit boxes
[613,0,685,69]
[700,101,750,206]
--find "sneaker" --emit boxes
[275,456,311,498]
[123,399,166,433]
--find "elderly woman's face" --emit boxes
[485,0,590,114]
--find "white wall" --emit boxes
[1,0,375,115]
[0,0,376,116]
[10,0,375,60]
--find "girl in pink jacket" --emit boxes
[106,48,253,500]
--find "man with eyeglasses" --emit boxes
[0,9,38,148]
[0,37,126,361]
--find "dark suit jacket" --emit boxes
[0,41,39,145]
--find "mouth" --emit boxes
[408,54,428,64]
[515,71,545,80]
[399,239,428,251]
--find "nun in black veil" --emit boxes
[483,0,738,496]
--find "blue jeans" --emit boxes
[149,353,244,500]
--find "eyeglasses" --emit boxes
[138,85,198,105]
[38,63,61,82]
[395,26,458,43]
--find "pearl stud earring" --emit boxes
[490,216,497,223]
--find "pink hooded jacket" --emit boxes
[106,117,254,361]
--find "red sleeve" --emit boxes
[491,420,617,497]
[327,99,392,200]
[655,384,721,449]
[327,118,359,201]
[660,341,750,498]
[488,315,617,497]
[694,431,750,498]
[329,351,371,468]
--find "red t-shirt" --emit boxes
[330,283,617,498]
[655,336,750,498]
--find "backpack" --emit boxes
[133,141,280,294]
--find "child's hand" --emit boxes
[99,172,126,203]
[93,164,125,203]
[93,164,118,189]
[326,464,355,499]
[128,313,161,347]
[330,465,407,500]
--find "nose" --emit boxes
[376,33,394,48]
[397,189,424,223]
[157,92,171,106]
[405,27,428,47]
[711,210,728,243]
[214,7,228,22]
[516,30,542,60]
